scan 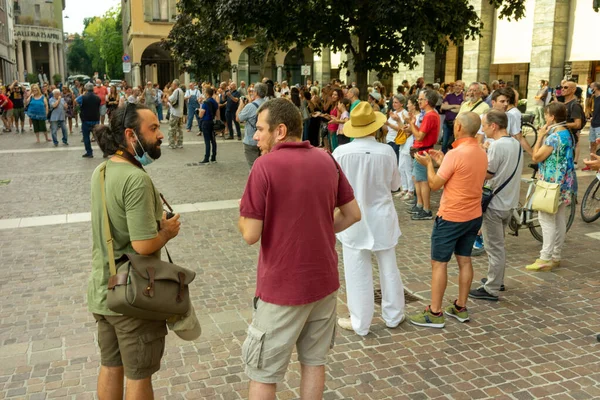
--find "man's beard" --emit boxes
[135,136,162,160]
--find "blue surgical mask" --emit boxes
[132,132,155,166]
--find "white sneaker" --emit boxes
[337,317,354,331]
[401,192,414,200]
[386,314,406,329]
[393,190,407,198]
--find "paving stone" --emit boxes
[1,134,599,399]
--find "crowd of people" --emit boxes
[24,69,593,399]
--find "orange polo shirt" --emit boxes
[436,137,488,222]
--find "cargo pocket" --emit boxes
[330,324,336,350]
[242,325,265,368]
[137,327,167,369]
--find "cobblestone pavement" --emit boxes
[1,126,599,399]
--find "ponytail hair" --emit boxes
[93,103,148,156]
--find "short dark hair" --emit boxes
[485,109,508,130]
[495,87,515,105]
[407,94,418,107]
[422,89,439,108]
[257,98,302,138]
[545,102,567,123]
[94,103,148,156]
[206,87,214,97]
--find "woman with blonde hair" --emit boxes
[25,84,50,143]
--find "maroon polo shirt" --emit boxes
[240,141,355,306]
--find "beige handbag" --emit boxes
[531,134,562,214]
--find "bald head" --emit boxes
[455,112,481,138]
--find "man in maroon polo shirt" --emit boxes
[238,98,361,399]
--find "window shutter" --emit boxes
[144,0,153,21]
[169,0,177,22]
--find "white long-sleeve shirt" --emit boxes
[333,136,402,250]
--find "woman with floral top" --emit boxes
[528,102,577,272]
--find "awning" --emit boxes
[491,0,535,64]
[567,0,600,61]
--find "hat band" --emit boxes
[352,118,377,128]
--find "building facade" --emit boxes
[0,0,16,84]
[14,0,66,84]
[124,0,599,108]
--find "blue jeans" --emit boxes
[226,111,241,139]
[201,120,217,161]
[387,142,400,163]
[51,120,68,145]
[82,120,98,155]
[187,105,201,130]
[302,119,310,141]
[157,103,163,121]
[442,120,455,154]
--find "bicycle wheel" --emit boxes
[529,192,577,241]
[528,209,543,242]
[581,177,600,223]
[566,192,576,231]
[521,123,538,149]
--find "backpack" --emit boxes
[567,100,586,131]
[245,102,259,130]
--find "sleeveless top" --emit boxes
[27,96,46,120]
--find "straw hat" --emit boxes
[343,101,387,138]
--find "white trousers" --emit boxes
[538,203,567,261]
[342,246,405,336]
[398,153,414,192]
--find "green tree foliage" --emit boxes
[66,34,91,75]
[162,12,231,81]
[67,8,123,79]
[172,0,526,97]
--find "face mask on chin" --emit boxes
[132,132,160,166]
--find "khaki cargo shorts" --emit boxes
[242,291,337,384]
[93,314,167,380]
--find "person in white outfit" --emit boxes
[333,101,406,336]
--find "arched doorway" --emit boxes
[284,47,313,85]
[238,46,276,84]
[141,43,177,88]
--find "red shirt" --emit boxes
[94,86,108,105]
[240,141,355,306]
[413,110,440,149]
[0,94,13,110]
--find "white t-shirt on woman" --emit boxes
[385,109,409,143]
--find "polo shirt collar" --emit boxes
[272,140,311,152]
[452,137,478,149]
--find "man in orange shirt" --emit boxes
[408,112,487,329]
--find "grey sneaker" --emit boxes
[407,204,422,214]
[411,209,433,220]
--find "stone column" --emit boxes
[57,44,65,83]
[276,65,283,83]
[422,48,436,84]
[184,71,190,86]
[24,41,33,74]
[526,0,570,112]
[462,0,494,84]
[315,47,331,85]
[132,63,141,88]
[48,43,56,82]
[231,64,238,85]
[16,40,24,82]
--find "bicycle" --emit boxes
[581,172,600,223]
[521,114,538,149]
[508,165,576,242]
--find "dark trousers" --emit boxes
[442,120,455,154]
[82,120,98,156]
[226,111,241,139]
[201,120,217,161]
[387,142,400,164]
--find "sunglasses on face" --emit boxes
[561,86,570,90]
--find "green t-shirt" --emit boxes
[87,160,163,315]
